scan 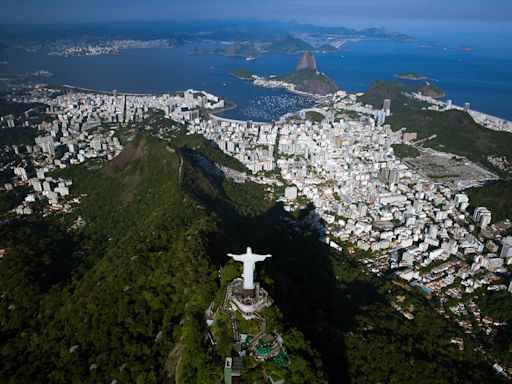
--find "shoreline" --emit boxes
[249,77,325,99]
[54,83,316,124]
[229,70,331,99]
[44,83,512,129]
[60,84,155,96]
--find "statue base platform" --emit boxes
[226,278,272,320]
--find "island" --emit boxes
[230,67,256,81]
[457,45,473,52]
[395,71,427,81]
[421,41,441,49]
[315,43,338,53]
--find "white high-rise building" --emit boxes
[375,109,386,126]
[501,237,512,258]
[454,193,469,210]
[92,138,102,152]
[428,224,439,239]
[14,167,28,181]
[36,136,55,155]
[473,207,492,228]
[285,186,298,200]
[383,99,391,116]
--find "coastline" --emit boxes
[239,75,325,99]
[47,83,512,132]
[60,84,240,119]
[60,84,155,96]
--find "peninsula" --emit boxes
[231,51,338,96]
[274,51,338,95]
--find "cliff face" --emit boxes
[296,51,317,71]
[294,73,338,95]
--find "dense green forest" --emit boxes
[0,134,323,383]
[0,100,51,145]
[0,128,505,383]
[0,100,46,117]
[0,126,38,146]
[305,111,325,123]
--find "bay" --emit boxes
[1,35,511,121]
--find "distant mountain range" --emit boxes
[196,20,414,42]
[0,19,414,47]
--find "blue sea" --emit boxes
[1,21,511,121]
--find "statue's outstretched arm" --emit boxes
[227,253,245,262]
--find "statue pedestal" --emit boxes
[226,278,272,320]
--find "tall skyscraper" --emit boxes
[375,109,386,126]
[463,102,470,112]
[383,99,391,116]
[123,95,127,123]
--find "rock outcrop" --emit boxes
[296,51,317,71]
[414,82,445,99]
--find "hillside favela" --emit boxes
[1,1,512,383]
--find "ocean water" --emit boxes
[1,24,511,121]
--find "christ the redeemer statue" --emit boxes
[227,247,272,290]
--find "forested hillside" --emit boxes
[0,130,505,383]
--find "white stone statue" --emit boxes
[227,247,272,290]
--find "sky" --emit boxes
[4,0,512,27]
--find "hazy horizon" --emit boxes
[4,0,512,26]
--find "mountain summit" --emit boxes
[296,51,317,71]
[275,51,337,95]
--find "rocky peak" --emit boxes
[296,51,317,71]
